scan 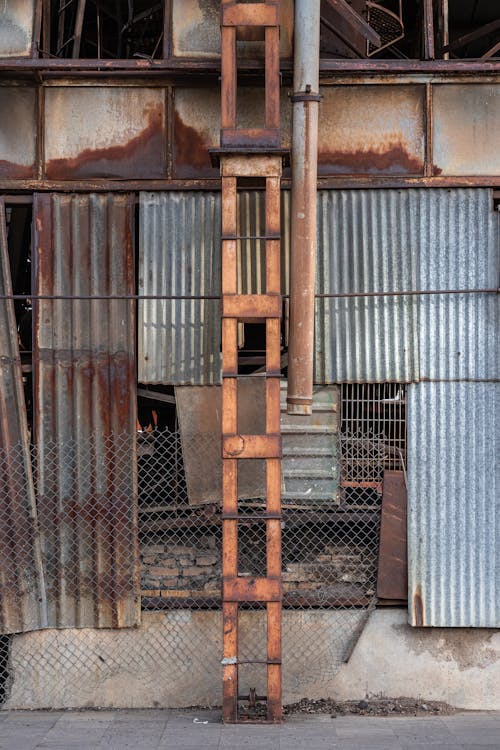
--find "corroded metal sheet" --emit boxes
[408,382,499,627]
[0,0,35,57]
[172,0,293,59]
[33,193,139,629]
[318,85,425,175]
[44,87,166,179]
[377,471,407,601]
[173,88,291,178]
[433,84,500,176]
[0,200,46,634]
[0,87,37,178]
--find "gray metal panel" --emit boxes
[138,191,291,385]
[139,191,222,385]
[315,189,419,383]
[0,200,46,634]
[0,0,35,57]
[407,381,499,627]
[33,193,139,629]
[415,189,499,381]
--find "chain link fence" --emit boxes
[0,409,393,708]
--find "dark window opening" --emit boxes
[6,204,33,436]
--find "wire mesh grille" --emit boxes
[0,384,406,707]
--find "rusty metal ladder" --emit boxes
[211,0,286,724]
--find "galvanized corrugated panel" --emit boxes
[415,189,499,381]
[0,200,46,634]
[139,191,222,385]
[33,193,139,629]
[315,189,419,383]
[407,381,499,627]
[139,191,291,385]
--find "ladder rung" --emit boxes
[223,294,281,319]
[223,576,282,602]
[222,3,279,27]
[222,512,282,521]
[223,434,281,459]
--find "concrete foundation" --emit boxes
[3,609,499,710]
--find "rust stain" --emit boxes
[46,105,166,180]
[319,139,424,176]
[413,587,425,626]
[173,110,217,178]
[0,160,35,178]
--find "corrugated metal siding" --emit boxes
[33,193,139,629]
[0,200,46,634]
[138,191,290,385]
[415,189,499,381]
[408,381,499,627]
[315,190,419,383]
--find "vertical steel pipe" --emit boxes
[287,0,321,416]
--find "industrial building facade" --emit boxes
[0,0,498,715]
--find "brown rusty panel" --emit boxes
[0,200,46,635]
[0,0,36,57]
[176,380,267,505]
[44,87,166,180]
[223,294,281,319]
[318,85,426,176]
[173,87,291,178]
[432,84,500,176]
[172,0,293,60]
[0,87,36,178]
[222,4,279,27]
[223,576,281,602]
[223,434,281,459]
[33,193,139,629]
[377,470,407,601]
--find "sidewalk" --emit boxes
[0,709,498,749]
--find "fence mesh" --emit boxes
[0,385,406,708]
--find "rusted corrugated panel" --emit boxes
[433,84,500,176]
[0,200,46,634]
[318,85,425,175]
[377,471,407,601]
[315,189,419,383]
[408,381,499,627]
[172,0,294,59]
[416,188,499,381]
[0,87,36,178]
[0,0,35,57]
[138,191,291,385]
[173,88,292,178]
[33,193,139,629]
[44,87,166,179]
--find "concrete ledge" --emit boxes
[3,609,499,710]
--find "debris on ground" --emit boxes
[283,697,457,717]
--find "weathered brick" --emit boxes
[196,554,218,566]
[141,545,164,555]
[141,555,158,565]
[182,566,206,577]
[148,566,179,577]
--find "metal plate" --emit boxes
[44,87,166,179]
[0,87,37,178]
[0,0,35,58]
[318,85,425,175]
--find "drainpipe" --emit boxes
[287,0,321,416]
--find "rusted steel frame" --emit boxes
[287,0,320,416]
[439,18,500,56]
[483,40,500,59]
[424,82,433,177]
[422,0,435,60]
[319,59,500,73]
[72,0,87,57]
[322,0,381,48]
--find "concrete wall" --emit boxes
[3,609,499,711]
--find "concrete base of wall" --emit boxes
[3,609,499,710]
